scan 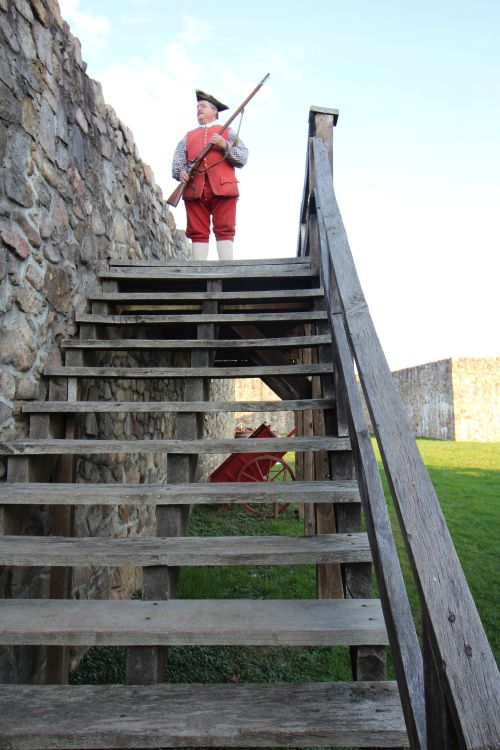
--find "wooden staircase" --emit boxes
[0,255,408,748]
[1,106,498,750]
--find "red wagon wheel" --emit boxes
[238,454,295,518]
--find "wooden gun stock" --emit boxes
[167,181,186,208]
[167,73,270,209]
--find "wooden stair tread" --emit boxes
[0,681,407,748]
[108,257,309,266]
[0,436,350,456]
[61,335,331,349]
[0,598,388,646]
[99,266,317,280]
[44,364,333,379]
[88,288,323,302]
[21,398,336,414]
[76,310,327,324]
[0,480,359,505]
[0,532,371,567]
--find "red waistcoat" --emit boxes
[184,125,239,201]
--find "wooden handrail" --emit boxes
[302,114,500,748]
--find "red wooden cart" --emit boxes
[209,423,296,517]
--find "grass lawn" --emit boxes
[72,438,499,741]
[373,439,499,660]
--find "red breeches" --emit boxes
[184,180,237,242]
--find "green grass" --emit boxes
[372,439,500,660]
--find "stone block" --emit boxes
[56,105,69,143]
[0,276,15,313]
[44,264,74,312]
[30,0,50,27]
[14,0,34,23]
[38,97,56,161]
[74,106,89,134]
[0,368,16,400]
[0,16,21,53]
[12,211,41,247]
[100,135,111,160]
[25,260,44,290]
[16,284,43,315]
[0,80,21,124]
[21,97,39,138]
[17,16,36,60]
[50,194,69,231]
[55,140,68,170]
[4,167,34,208]
[14,375,39,400]
[0,310,37,371]
[0,220,31,258]
[69,122,85,175]
[33,25,52,73]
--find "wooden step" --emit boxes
[0,532,370,567]
[44,363,332,379]
[22,398,335,414]
[99,266,317,280]
[76,310,327,325]
[88,287,323,303]
[61,335,331,350]
[0,598,388,646]
[108,257,309,267]
[0,436,350,456]
[0,480,359,505]
[0,681,408,747]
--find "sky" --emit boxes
[58,0,499,372]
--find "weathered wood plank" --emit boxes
[314,135,500,749]
[0,436,350,456]
[76,311,327,325]
[22,398,336,414]
[88,288,323,302]
[108,257,309,267]
[0,479,360,505]
[0,681,407,748]
[0,599,388,646]
[61,335,331,350]
[99,266,316,280]
[44,364,332,379]
[0,532,371,567]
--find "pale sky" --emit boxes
[58,0,499,371]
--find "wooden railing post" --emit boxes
[306,107,338,272]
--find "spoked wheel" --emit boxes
[238,455,295,519]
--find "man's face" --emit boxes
[197,100,218,125]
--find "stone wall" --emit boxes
[391,359,455,441]
[0,0,190,444]
[0,0,234,681]
[451,358,500,442]
[378,357,499,442]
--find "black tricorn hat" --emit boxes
[196,89,229,112]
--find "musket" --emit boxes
[167,73,270,207]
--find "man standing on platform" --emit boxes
[171,90,249,261]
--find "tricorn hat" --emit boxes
[196,89,229,112]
